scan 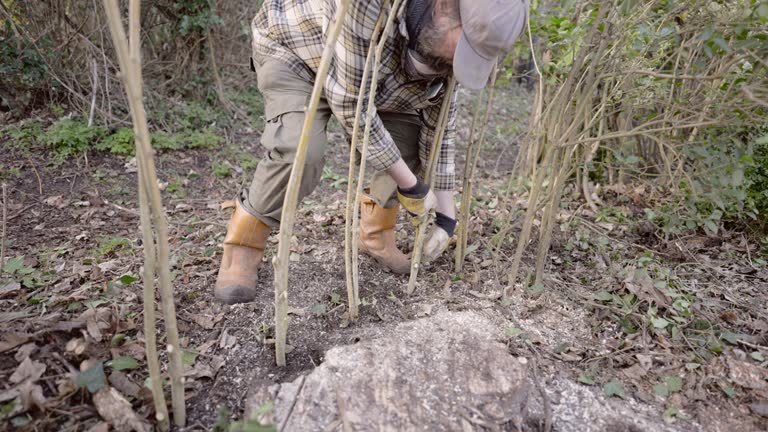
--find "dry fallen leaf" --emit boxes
[44,195,69,209]
[86,422,110,432]
[728,358,768,390]
[14,343,37,363]
[218,329,237,350]
[0,311,33,324]
[184,361,215,379]
[0,281,21,298]
[97,260,119,273]
[196,339,218,356]
[108,371,141,399]
[11,357,47,384]
[66,338,88,356]
[110,340,146,361]
[192,312,224,330]
[287,307,306,316]
[87,318,103,342]
[19,381,47,412]
[0,387,20,404]
[92,386,150,432]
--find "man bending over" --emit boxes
[215,0,529,304]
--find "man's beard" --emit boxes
[414,19,454,71]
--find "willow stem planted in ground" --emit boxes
[455,67,497,273]
[344,5,390,321]
[273,0,351,367]
[407,77,457,295]
[102,0,184,426]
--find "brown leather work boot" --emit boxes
[358,195,411,274]
[214,200,271,304]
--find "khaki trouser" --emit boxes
[241,56,422,228]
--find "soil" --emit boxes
[1,85,767,431]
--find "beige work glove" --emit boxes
[397,177,437,218]
[422,212,457,264]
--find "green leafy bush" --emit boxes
[152,132,184,152]
[0,22,54,112]
[43,119,105,163]
[96,128,135,156]
[3,121,44,148]
[95,127,222,157]
[184,128,222,149]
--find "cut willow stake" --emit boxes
[137,173,169,431]
[407,77,457,295]
[503,146,554,299]
[454,68,497,273]
[453,94,485,273]
[274,0,351,367]
[1,183,6,274]
[102,0,185,426]
[344,4,390,321]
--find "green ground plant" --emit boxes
[43,119,106,164]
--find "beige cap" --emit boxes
[454,0,529,90]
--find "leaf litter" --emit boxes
[1,87,766,431]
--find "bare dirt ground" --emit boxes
[1,85,767,431]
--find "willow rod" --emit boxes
[102,0,185,425]
[125,10,170,431]
[407,77,457,295]
[453,92,486,272]
[503,146,555,299]
[454,67,497,273]
[273,0,351,367]
[344,4,391,321]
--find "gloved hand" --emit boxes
[423,212,457,264]
[397,177,437,218]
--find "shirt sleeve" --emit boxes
[418,85,458,191]
[322,0,402,172]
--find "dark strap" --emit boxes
[397,176,429,199]
[435,212,457,236]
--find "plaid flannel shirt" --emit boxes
[251,0,458,191]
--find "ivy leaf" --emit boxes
[182,351,198,366]
[651,317,669,329]
[76,362,106,393]
[3,257,25,274]
[703,220,718,234]
[578,373,595,385]
[311,303,328,316]
[751,352,766,362]
[110,356,140,371]
[593,291,614,302]
[118,274,139,285]
[0,401,15,415]
[758,3,768,19]
[720,331,739,345]
[505,327,524,338]
[663,376,683,393]
[653,383,669,398]
[722,386,737,398]
[603,379,625,399]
